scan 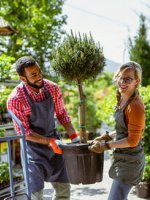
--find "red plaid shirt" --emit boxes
[7,79,70,136]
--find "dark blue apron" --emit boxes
[23,84,69,193]
[109,94,145,186]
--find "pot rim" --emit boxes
[60,143,90,149]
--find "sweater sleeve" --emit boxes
[125,96,145,147]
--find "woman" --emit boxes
[89,61,145,200]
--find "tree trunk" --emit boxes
[77,80,87,143]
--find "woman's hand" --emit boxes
[94,131,112,142]
[88,140,110,153]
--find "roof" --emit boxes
[0,17,18,36]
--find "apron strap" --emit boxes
[43,84,51,99]
[23,83,51,105]
[23,84,33,105]
[122,91,137,111]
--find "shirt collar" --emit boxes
[22,81,45,95]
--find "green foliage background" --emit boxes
[140,86,150,155]
[0,162,9,185]
[142,155,150,182]
[0,0,67,77]
[0,54,15,80]
[128,15,150,86]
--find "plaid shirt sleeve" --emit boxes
[49,82,71,125]
[7,91,32,136]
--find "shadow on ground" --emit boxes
[71,186,107,196]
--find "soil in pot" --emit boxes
[60,143,104,185]
[136,182,150,198]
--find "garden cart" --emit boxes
[0,110,31,200]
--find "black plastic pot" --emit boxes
[136,182,150,198]
[60,143,104,184]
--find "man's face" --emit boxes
[21,64,44,89]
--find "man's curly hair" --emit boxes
[15,56,37,76]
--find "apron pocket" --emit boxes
[109,152,145,185]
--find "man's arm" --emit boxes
[8,95,50,145]
[51,84,79,142]
[62,121,76,137]
[62,121,80,143]
[25,131,50,145]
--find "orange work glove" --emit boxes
[48,138,65,154]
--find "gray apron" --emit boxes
[109,94,145,186]
[23,85,69,193]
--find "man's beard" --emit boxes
[26,78,44,89]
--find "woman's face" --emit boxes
[116,68,139,95]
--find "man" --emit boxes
[7,56,79,200]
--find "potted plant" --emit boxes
[0,161,22,198]
[0,86,12,123]
[0,162,10,189]
[51,31,105,184]
[136,155,150,198]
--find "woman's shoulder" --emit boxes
[129,95,145,112]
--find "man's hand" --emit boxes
[94,131,112,142]
[88,140,110,153]
[48,138,66,154]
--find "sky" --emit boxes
[62,0,150,64]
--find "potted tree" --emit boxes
[51,31,105,184]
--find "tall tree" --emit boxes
[0,0,67,77]
[128,14,150,86]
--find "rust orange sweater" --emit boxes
[125,96,145,147]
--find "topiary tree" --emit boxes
[51,31,105,142]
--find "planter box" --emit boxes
[60,143,104,185]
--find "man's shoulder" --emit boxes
[8,83,25,102]
[44,79,59,90]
